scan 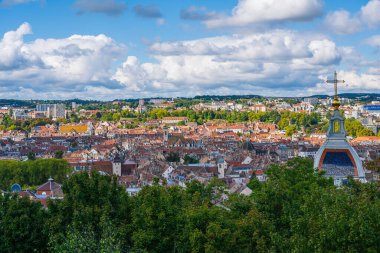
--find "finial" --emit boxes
[326,71,345,110]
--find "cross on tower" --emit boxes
[326,71,345,97]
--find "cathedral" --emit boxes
[313,72,366,185]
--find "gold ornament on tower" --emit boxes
[326,71,345,110]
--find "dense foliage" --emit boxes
[0,194,48,253]
[345,118,375,137]
[1,158,380,252]
[97,108,323,133]
[0,159,71,190]
[0,116,54,132]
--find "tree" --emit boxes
[177,120,185,126]
[183,154,199,164]
[245,158,380,252]
[166,152,180,162]
[285,125,297,137]
[47,172,131,252]
[2,157,380,252]
[27,152,36,161]
[112,113,121,121]
[54,150,64,159]
[0,194,48,252]
[0,159,71,191]
[131,185,187,252]
[95,112,102,119]
[345,118,375,137]
[366,160,380,172]
[70,113,80,123]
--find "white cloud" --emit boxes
[365,35,380,49]
[324,10,362,35]
[307,40,341,65]
[113,31,346,97]
[310,70,380,94]
[1,23,378,99]
[360,0,380,28]
[324,0,380,34]
[0,23,126,98]
[0,22,33,69]
[205,0,323,28]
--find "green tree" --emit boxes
[177,120,185,126]
[366,160,380,172]
[345,118,375,137]
[54,150,64,159]
[27,152,36,160]
[0,194,48,253]
[0,159,71,196]
[183,154,199,164]
[285,125,297,137]
[47,172,131,252]
[166,152,180,162]
[131,185,187,252]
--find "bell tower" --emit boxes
[163,126,169,143]
[313,71,365,185]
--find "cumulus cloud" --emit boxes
[0,23,126,98]
[307,40,341,65]
[324,0,380,34]
[360,0,380,28]
[324,10,362,35]
[365,35,380,51]
[309,70,380,95]
[112,30,347,97]
[133,4,162,18]
[1,22,378,99]
[205,0,323,28]
[74,0,127,16]
[0,22,33,70]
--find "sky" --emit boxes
[0,0,380,100]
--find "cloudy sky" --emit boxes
[0,0,380,100]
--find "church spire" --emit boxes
[326,71,345,110]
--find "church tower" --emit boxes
[112,153,122,176]
[313,71,365,185]
[163,126,169,143]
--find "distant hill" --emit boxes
[0,99,34,107]
[308,93,380,101]
[0,99,100,108]
[193,95,263,101]
[0,93,379,105]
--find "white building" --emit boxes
[36,103,66,119]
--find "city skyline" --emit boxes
[0,0,380,100]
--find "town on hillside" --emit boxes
[1,93,380,200]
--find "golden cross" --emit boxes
[326,71,345,97]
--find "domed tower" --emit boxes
[313,71,365,185]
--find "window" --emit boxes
[333,120,340,133]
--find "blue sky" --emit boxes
[0,0,379,99]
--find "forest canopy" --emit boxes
[1,158,380,252]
